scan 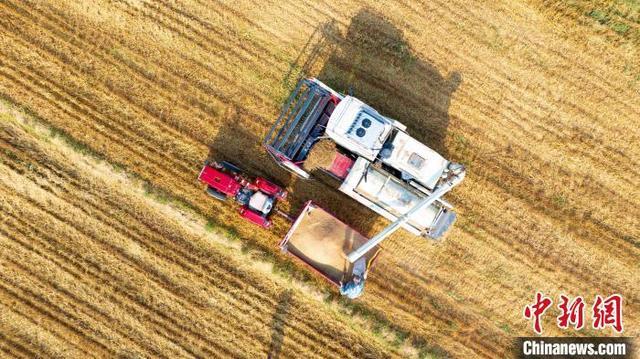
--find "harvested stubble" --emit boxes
[0,110,394,358]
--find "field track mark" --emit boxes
[0,3,204,165]
[0,211,192,355]
[0,163,265,357]
[465,208,639,302]
[380,228,640,340]
[0,0,220,155]
[145,0,286,77]
[82,3,282,129]
[0,65,215,216]
[102,0,281,114]
[0,194,266,359]
[474,156,640,253]
[25,175,360,359]
[0,45,268,245]
[0,330,42,359]
[0,59,195,185]
[0,212,223,359]
[0,290,97,359]
[191,0,350,47]
[31,0,245,142]
[3,0,280,166]
[368,265,505,357]
[0,272,118,357]
[459,184,639,295]
[0,256,179,359]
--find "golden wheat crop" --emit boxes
[0,108,397,358]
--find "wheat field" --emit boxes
[0,0,638,358]
[0,106,400,358]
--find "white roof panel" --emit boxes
[382,131,449,189]
[325,97,393,161]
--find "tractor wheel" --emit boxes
[206,186,227,201]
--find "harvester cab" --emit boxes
[198,161,287,229]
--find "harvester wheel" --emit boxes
[206,186,227,201]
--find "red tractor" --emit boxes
[198,161,287,228]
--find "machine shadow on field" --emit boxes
[267,290,293,359]
[288,8,461,157]
[206,111,291,187]
[284,8,463,234]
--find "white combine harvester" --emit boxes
[264,78,465,297]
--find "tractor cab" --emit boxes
[198,161,287,228]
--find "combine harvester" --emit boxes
[199,78,465,298]
[263,78,466,297]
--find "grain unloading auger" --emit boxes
[346,162,465,263]
[272,161,465,299]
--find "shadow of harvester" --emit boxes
[286,8,461,158]
[322,9,461,157]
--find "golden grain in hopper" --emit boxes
[303,139,337,171]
